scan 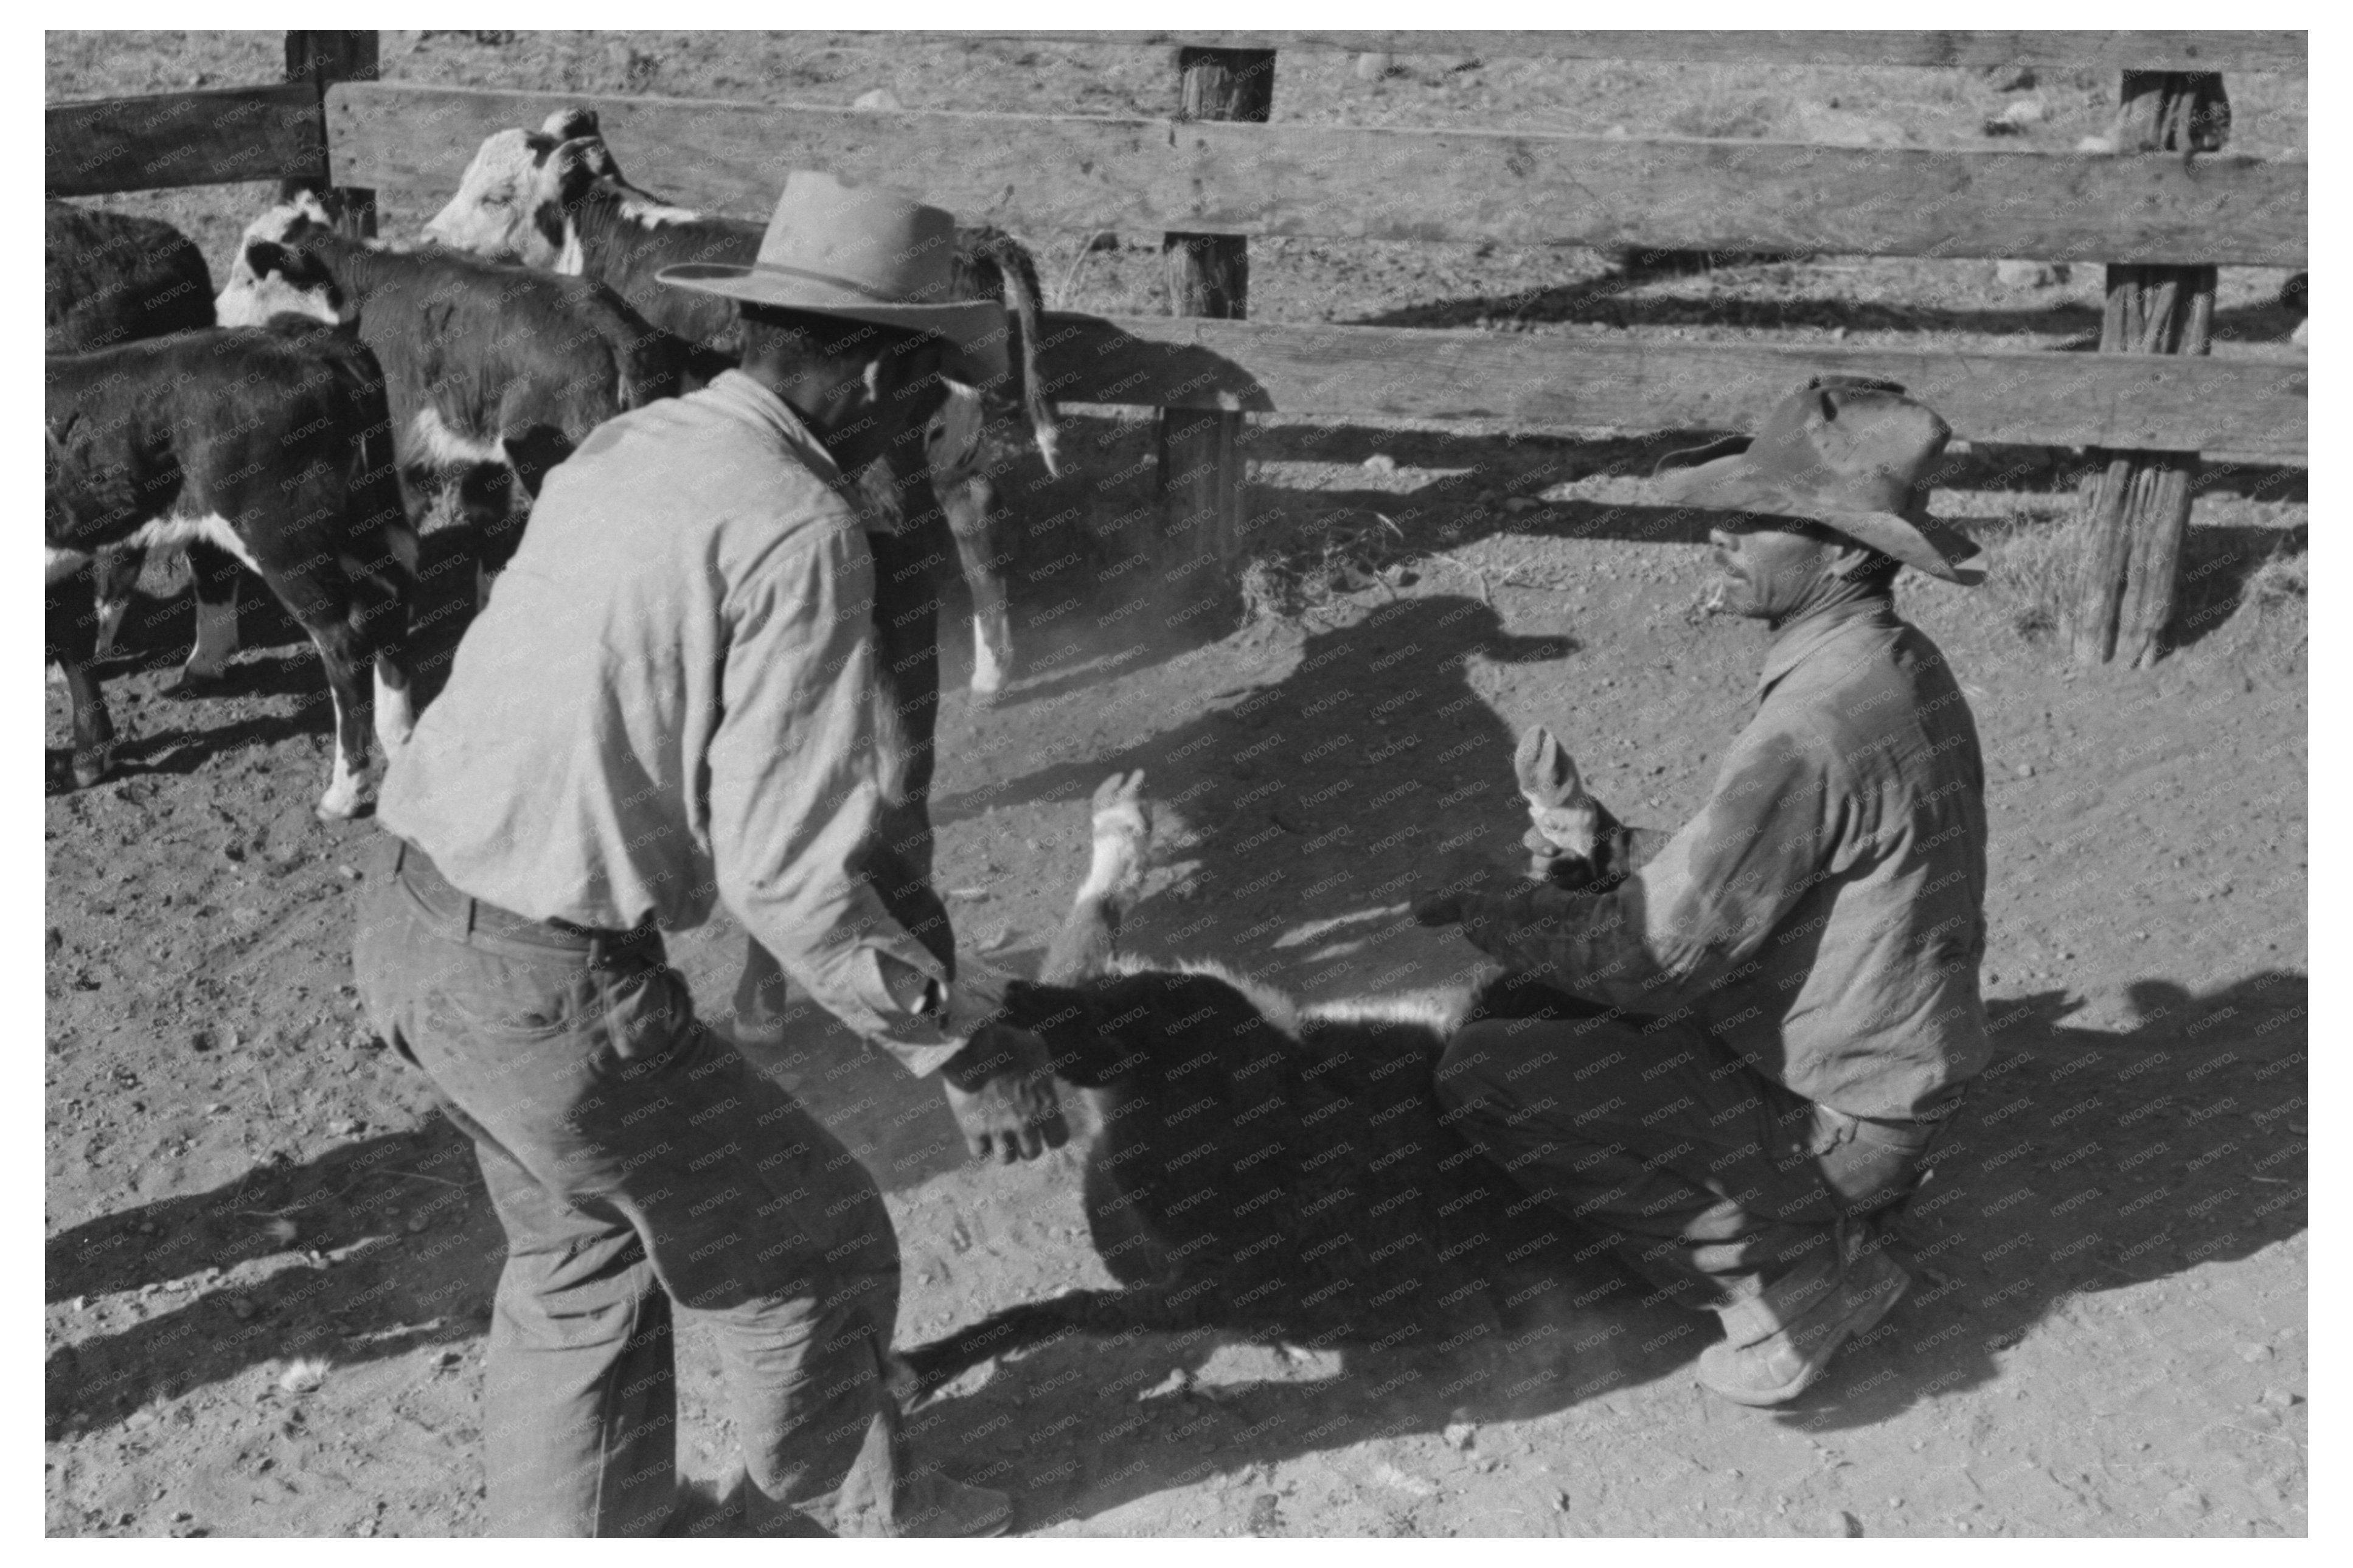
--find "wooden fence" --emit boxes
[47,29,2307,665]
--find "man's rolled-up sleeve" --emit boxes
[1459,725,1844,1016]
[705,526,965,1077]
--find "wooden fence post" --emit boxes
[2068,71,2229,668]
[283,30,378,240]
[1155,46,1275,633]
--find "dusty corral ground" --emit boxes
[47,32,2306,1538]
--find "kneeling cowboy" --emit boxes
[1416,376,1990,1406]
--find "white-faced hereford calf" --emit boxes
[45,318,418,817]
[214,192,687,614]
[897,769,1632,1400]
[423,109,1062,702]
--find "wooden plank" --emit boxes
[284,30,380,238]
[1156,46,1274,628]
[47,82,324,196]
[942,30,2306,74]
[1032,314,2308,460]
[327,84,2307,266]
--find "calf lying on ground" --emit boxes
[215,191,686,611]
[423,108,1060,701]
[897,765,1639,1400]
[46,317,418,817]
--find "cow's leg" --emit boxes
[91,544,144,661]
[302,617,375,820]
[181,540,244,685]
[60,659,116,789]
[940,473,1015,704]
[1040,771,1153,985]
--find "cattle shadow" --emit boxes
[44,1119,501,1436]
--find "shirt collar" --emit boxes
[702,370,846,486]
[702,370,903,533]
[1756,594,1900,703]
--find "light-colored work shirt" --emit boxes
[378,371,962,1074]
[1456,596,1990,1121]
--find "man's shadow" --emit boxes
[44,1120,500,1436]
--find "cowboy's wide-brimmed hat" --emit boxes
[659,170,1009,384]
[1654,375,1984,586]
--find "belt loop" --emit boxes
[392,839,408,876]
[465,897,479,939]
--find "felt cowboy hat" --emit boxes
[659,170,1009,384]
[1653,375,1984,586]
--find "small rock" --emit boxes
[231,1299,255,1321]
[2258,1387,2301,1408]
[1442,1420,1476,1451]
[406,1214,429,1234]
[1998,98,2049,127]
[1502,496,1540,515]
[1140,1367,1195,1400]
[2238,1342,2275,1362]
[125,1408,156,1431]
[1353,51,1397,82]
[1602,123,1628,140]
[327,1119,360,1137]
[945,887,990,901]
[71,1296,88,1312]
[277,1358,328,1394]
[1554,1489,1571,1511]
[1984,64,2037,92]
[1839,1511,1864,1538]
[975,928,1012,952]
[1361,453,1398,475]
[2076,134,2118,154]
[852,88,902,111]
[336,864,360,880]
[2166,1485,2209,1516]
[172,1510,193,1523]
[433,1348,463,1370]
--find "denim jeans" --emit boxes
[1434,1013,1948,1313]
[352,837,912,1537]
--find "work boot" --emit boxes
[1697,1229,1910,1407]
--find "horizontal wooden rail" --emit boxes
[46,82,325,196]
[943,31,2307,74]
[1033,314,2308,461]
[327,85,2307,267]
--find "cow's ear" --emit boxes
[523,131,558,160]
[542,106,599,140]
[243,240,294,280]
[550,137,606,201]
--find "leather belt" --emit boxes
[391,839,662,966]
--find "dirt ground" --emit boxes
[46,31,2306,1539]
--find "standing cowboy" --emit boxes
[354,172,1062,1536]
[1416,376,1990,1406]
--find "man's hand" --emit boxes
[940,1021,1069,1164]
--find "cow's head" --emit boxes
[214,193,344,327]
[422,107,615,269]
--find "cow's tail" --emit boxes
[963,229,1062,478]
